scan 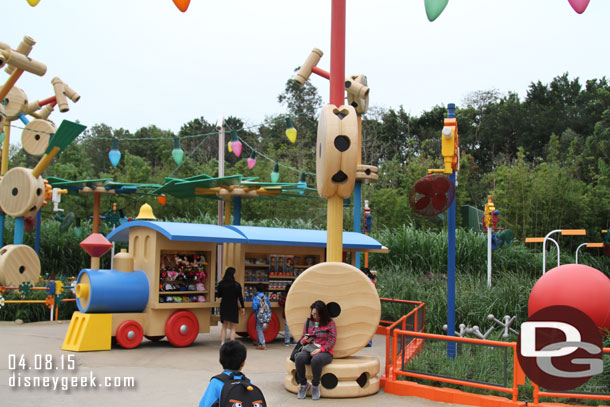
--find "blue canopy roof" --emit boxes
[225,225,383,250]
[107,221,247,243]
[107,222,383,251]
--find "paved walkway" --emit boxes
[0,321,466,407]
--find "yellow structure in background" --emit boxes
[428,116,458,175]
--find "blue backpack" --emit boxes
[256,295,272,325]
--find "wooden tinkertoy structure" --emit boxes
[0,35,85,294]
[282,2,383,398]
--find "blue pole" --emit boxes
[233,197,241,225]
[14,217,25,245]
[446,103,456,359]
[353,181,362,268]
[18,113,30,125]
[35,209,42,254]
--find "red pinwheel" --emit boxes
[409,174,455,217]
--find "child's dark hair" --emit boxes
[310,300,331,326]
[219,340,247,370]
[256,283,266,293]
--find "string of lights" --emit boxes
[0,110,316,179]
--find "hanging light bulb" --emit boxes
[172,137,184,165]
[108,138,121,167]
[270,163,280,183]
[247,150,257,170]
[285,118,297,143]
[230,130,242,157]
[297,172,307,195]
[424,0,448,22]
[227,140,232,153]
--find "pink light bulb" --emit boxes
[568,0,590,14]
[247,157,256,169]
[231,140,242,157]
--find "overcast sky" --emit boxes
[3,0,608,144]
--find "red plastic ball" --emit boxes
[528,264,610,331]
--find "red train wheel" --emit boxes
[165,310,199,347]
[116,320,143,349]
[144,335,165,342]
[247,312,280,343]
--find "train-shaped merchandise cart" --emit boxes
[62,221,386,351]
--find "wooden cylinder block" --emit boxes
[4,36,35,75]
[51,77,69,112]
[295,48,323,85]
[0,244,41,286]
[285,262,380,358]
[284,355,380,398]
[0,49,46,76]
[346,74,369,115]
[3,86,28,118]
[22,119,54,156]
[63,83,81,103]
[355,164,379,182]
[0,167,45,217]
[316,104,359,198]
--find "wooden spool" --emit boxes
[0,244,41,287]
[285,262,380,358]
[284,355,380,398]
[22,119,55,156]
[346,74,369,115]
[4,86,28,119]
[355,164,379,183]
[0,167,45,217]
[316,104,359,199]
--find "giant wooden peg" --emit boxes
[295,48,323,85]
[316,104,359,198]
[51,77,69,112]
[62,81,80,103]
[345,74,369,115]
[22,119,55,156]
[0,167,46,217]
[4,36,36,74]
[0,48,46,77]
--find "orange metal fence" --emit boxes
[379,299,610,407]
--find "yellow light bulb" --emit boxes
[285,127,297,143]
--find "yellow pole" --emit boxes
[32,147,60,178]
[327,195,343,262]
[1,123,10,175]
[224,200,231,225]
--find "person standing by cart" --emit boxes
[216,267,245,345]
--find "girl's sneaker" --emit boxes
[297,383,311,399]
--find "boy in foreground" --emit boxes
[198,340,266,407]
